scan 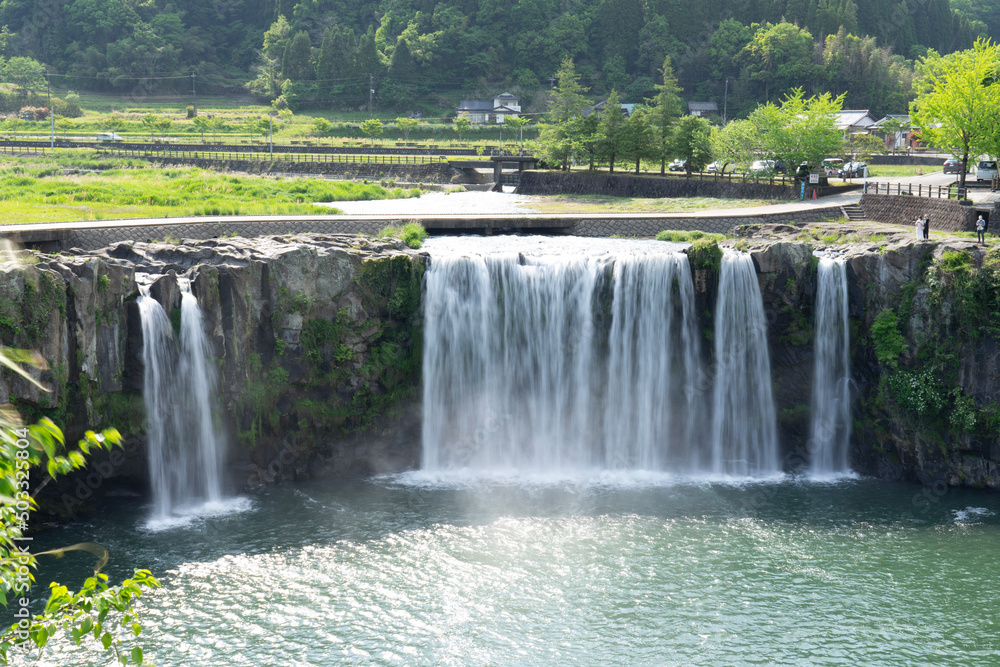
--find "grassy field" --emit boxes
[525,194,784,214]
[866,164,942,177]
[0,162,421,224]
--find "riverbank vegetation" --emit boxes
[0,349,159,665]
[0,163,421,224]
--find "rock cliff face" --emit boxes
[3,225,999,501]
[733,223,1000,488]
[0,234,426,500]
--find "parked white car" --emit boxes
[976,160,998,182]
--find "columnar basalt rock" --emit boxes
[0,234,426,497]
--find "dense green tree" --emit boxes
[452,115,471,141]
[537,57,592,170]
[311,116,332,139]
[596,90,627,172]
[820,28,913,116]
[282,31,313,82]
[910,39,1000,190]
[386,38,416,107]
[647,55,683,174]
[620,109,655,174]
[740,22,818,101]
[395,116,419,141]
[744,87,845,171]
[360,118,383,145]
[1,56,45,101]
[670,115,714,173]
[712,118,760,170]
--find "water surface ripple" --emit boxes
[26,478,1000,665]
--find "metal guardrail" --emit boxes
[863,181,969,199]
[97,146,450,165]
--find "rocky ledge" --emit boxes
[0,234,427,505]
[732,221,1000,488]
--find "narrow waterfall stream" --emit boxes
[809,256,852,476]
[421,237,777,477]
[137,280,242,526]
[709,250,780,476]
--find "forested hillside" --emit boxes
[0,0,993,116]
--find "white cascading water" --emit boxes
[422,237,738,475]
[138,280,225,522]
[709,251,780,476]
[809,257,852,476]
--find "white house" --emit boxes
[835,110,879,134]
[456,92,521,124]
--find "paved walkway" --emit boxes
[0,190,861,237]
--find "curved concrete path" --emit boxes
[0,190,862,237]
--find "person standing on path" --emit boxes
[915,217,923,239]
[977,215,987,244]
[923,214,930,240]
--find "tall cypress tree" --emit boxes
[648,55,683,174]
[387,38,416,107]
[282,31,314,82]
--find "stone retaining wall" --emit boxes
[571,207,846,236]
[859,193,977,232]
[518,170,800,199]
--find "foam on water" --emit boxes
[141,497,254,533]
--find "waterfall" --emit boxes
[809,257,851,476]
[421,238,711,475]
[709,251,780,476]
[138,280,226,522]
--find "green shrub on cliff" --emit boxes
[870,309,906,369]
[886,367,947,417]
[685,238,723,272]
[378,222,428,249]
[655,230,725,243]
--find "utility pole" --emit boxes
[723,78,728,125]
[369,74,374,119]
[46,71,53,148]
[191,71,197,116]
[269,111,273,158]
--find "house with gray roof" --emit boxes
[457,93,521,124]
[688,102,718,117]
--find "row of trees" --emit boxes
[535,57,694,174]
[535,57,851,177]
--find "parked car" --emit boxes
[839,161,868,178]
[943,158,966,174]
[668,158,686,172]
[773,159,787,174]
[976,160,998,182]
[706,161,730,173]
[748,159,776,175]
[822,158,844,176]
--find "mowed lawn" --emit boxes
[0,166,422,224]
